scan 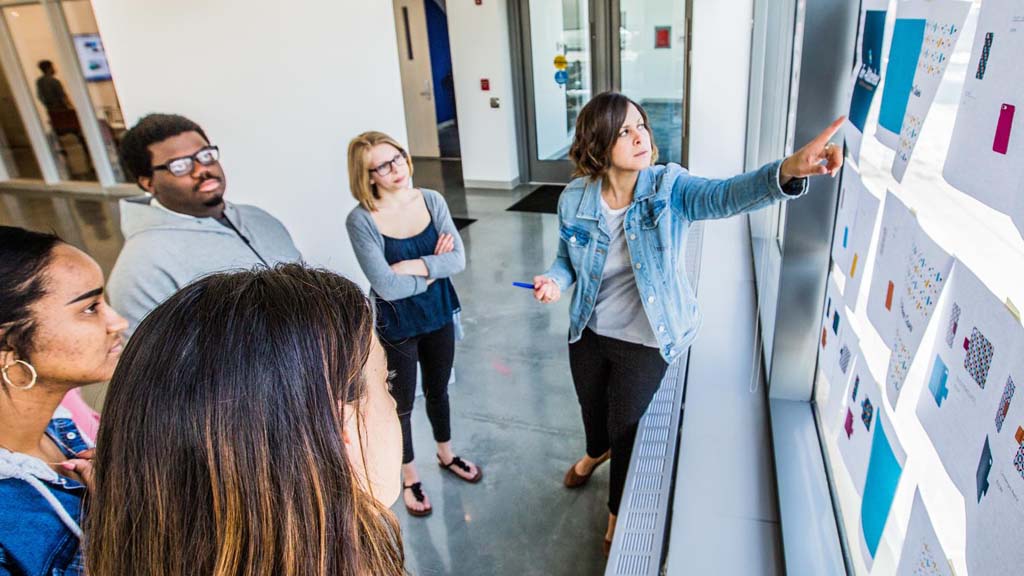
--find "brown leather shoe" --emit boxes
[563,450,611,488]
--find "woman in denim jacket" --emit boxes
[532,92,843,554]
[0,226,128,575]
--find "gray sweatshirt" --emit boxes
[345,188,465,301]
[107,196,302,334]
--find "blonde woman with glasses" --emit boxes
[346,132,482,518]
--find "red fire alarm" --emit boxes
[480,78,490,91]
[655,26,671,49]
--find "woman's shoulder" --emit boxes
[418,187,448,210]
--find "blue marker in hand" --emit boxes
[512,282,534,290]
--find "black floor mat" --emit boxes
[506,185,564,214]
[452,217,476,230]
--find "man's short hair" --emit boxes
[37,60,53,73]
[119,114,210,183]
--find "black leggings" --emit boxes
[569,328,668,514]
[384,322,455,465]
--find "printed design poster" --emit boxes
[915,263,1024,498]
[867,192,954,407]
[895,491,953,576]
[831,164,882,306]
[943,0,1024,237]
[860,403,906,571]
[965,406,1024,575]
[877,0,969,163]
[836,354,882,498]
[820,276,860,401]
[845,0,889,162]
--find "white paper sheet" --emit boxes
[915,263,1024,499]
[891,1,971,181]
[943,0,1024,236]
[876,1,969,160]
[966,403,1024,575]
[895,491,954,576]
[845,0,891,163]
[831,164,882,307]
[837,355,883,497]
[867,192,955,407]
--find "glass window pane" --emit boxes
[0,58,42,179]
[3,4,96,181]
[530,0,591,161]
[619,0,686,164]
[62,0,128,182]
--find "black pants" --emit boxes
[569,328,668,514]
[384,322,455,465]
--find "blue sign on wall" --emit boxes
[554,70,568,85]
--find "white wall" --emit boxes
[688,0,753,177]
[89,0,410,284]
[446,0,520,186]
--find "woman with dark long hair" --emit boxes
[533,92,843,553]
[85,264,405,576]
[0,226,127,575]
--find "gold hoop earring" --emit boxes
[1,360,37,391]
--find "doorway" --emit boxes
[512,0,689,184]
[393,0,461,160]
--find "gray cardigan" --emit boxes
[346,188,466,301]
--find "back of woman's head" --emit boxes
[0,226,63,359]
[86,264,404,576]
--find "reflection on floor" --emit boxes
[439,121,461,159]
[0,163,614,575]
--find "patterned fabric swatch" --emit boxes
[839,345,852,374]
[964,327,995,389]
[945,302,961,348]
[995,376,1015,433]
[862,397,875,431]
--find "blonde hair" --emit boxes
[347,131,414,212]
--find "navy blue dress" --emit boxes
[375,219,460,342]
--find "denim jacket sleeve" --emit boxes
[543,191,578,291]
[420,189,466,279]
[669,159,807,222]
[346,209,429,301]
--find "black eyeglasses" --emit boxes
[369,153,407,177]
[152,146,220,177]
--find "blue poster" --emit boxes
[878,18,927,135]
[849,10,887,131]
[860,420,903,559]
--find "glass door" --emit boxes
[516,0,687,184]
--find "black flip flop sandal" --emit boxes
[403,482,432,517]
[437,454,483,483]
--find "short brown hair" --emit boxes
[347,131,414,211]
[569,92,659,180]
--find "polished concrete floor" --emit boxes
[0,160,615,575]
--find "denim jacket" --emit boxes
[544,160,806,363]
[0,418,90,576]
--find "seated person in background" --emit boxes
[107,113,302,335]
[86,265,405,576]
[0,226,128,575]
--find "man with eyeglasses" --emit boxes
[107,113,302,335]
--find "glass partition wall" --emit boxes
[0,0,127,187]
